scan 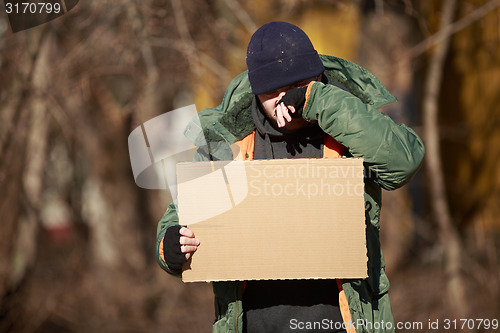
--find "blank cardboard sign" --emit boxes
[177,158,367,282]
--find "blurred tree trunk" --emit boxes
[11,30,54,289]
[0,27,47,299]
[357,3,423,273]
[447,0,500,296]
[422,0,468,317]
[0,27,53,332]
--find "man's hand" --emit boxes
[274,86,307,127]
[163,225,200,272]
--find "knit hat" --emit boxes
[246,21,324,95]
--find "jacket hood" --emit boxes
[184,55,396,159]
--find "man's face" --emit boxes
[257,75,320,131]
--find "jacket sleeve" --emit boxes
[303,81,425,191]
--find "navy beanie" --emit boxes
[246,21,324,95]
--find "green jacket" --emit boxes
[156,55,425,333]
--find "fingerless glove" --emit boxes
[277,86,307,118]
[163,225,186,272]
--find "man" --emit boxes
[156,21,425,333]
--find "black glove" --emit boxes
[163,225,186,272]
[277,86,307,118]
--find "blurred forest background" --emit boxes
[1,0,499,332]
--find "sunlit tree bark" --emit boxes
[422,0,468,317]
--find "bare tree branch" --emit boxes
[169,0,233,84]
[125,0,161,122]
[170,0,202,76]
[149,36,233,83]
[404,0,500,62]
[223,0,258,34]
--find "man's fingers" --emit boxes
[276,103,292,127]
[180,238,198,254]
[275,103,284,127]
[179,226,194,237]
[275,93,287,127]
[282,104,293,122]
[180,236,200,246]
[179,226,200,254]
[181,244,198,254]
